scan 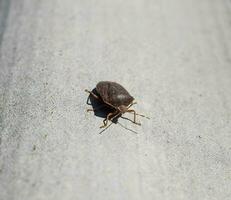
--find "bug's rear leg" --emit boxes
[100,111,118,128]
[85,89,100,100]
[127,110,141,126]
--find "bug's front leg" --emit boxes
[100,111,118,128]
[127,110,141,126]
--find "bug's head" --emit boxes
[118,105,128,114]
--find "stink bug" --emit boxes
[85,81,148,128]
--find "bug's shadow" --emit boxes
[86,88,120,123]
[86,88,139,134]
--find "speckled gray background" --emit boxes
[0,0,231,199]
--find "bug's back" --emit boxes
[96,81,134,107]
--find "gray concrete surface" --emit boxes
[0,0,231,199]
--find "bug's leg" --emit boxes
[85,89,100,100]
[100,112,115,128]
[100,111,118,128]
[128,102,137,109]
[127,110,141,125]
[127,109,150,119]
[110,111,122,122]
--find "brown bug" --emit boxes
[85,81,148,128]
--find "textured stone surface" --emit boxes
[0,0,231,199]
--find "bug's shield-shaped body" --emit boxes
[96,81,134,108]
